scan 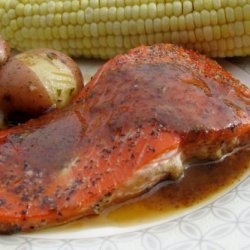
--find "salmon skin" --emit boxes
[0,44,249,233]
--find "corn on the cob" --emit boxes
[0,0,249,59]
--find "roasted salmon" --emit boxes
[0,44,249,233]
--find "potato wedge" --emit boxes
[0,48,83,115]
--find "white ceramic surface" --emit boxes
[0,57,249,250]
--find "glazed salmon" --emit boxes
[0,44,249,233]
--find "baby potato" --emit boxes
[0,48,83,115]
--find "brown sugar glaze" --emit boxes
[44,146,249,232]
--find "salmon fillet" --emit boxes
[0,44,249,233]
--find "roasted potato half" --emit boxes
[0,48,83,115]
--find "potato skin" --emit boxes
[0,48,83,115]
[0,56,52,115]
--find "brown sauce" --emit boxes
[44,147,250,232]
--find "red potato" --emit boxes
[0,48,83,115]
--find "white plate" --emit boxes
[0,58,249,250]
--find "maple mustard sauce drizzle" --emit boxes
[46,146,249,232]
